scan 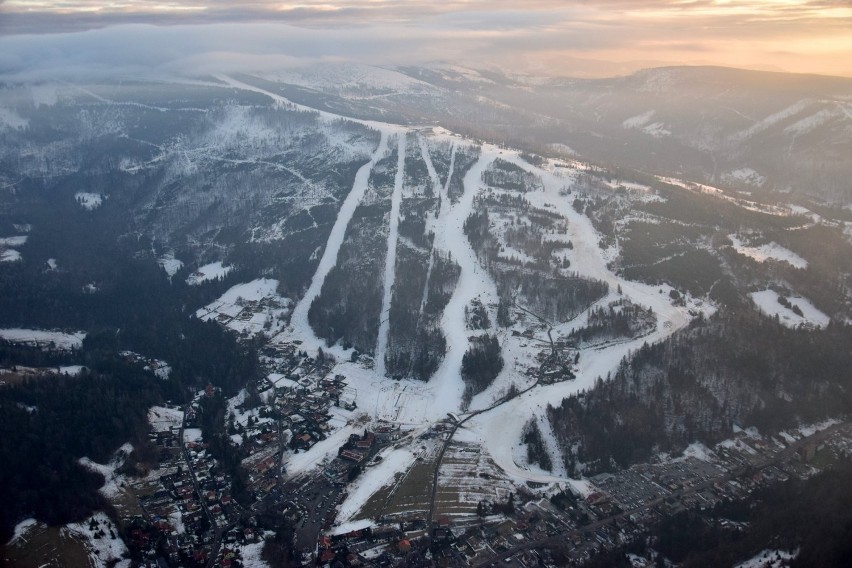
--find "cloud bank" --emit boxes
[1,1,850,80]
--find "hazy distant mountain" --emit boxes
[240,64,852,203]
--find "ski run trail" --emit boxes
[374,134,406,378]
[283,130,390,358]
[215,75,702,492]
[425,151,500,418]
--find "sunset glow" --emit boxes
[1,0,850,77]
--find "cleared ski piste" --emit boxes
[424,148,501,419]
[374,134,407,378]
[283,130,390,357]
[335,447,417,524]
[462,147,699,485]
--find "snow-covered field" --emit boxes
[195,278,290,337]
[236,539,271,568]
[0,328,86,350]
[63,512,129,568]
[751,289,830,329]
[729,235,807,269]
[75,192,104,210]
[184,428,203,443]
[186,261,232,285]
[148,405,184,432]
[226,388,275,431]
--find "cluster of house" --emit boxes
[259,343,356,456]
[317,429,389,484]
[315,521,426,567]
[312,508,571,567]
[119,350,172,379]
[124,399,249,567]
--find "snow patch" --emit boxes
[78,443,134,501]
[735,99,812,140]
[784,109,834,136]
[7,518,40,545]
[642,122,671,137]
[622,110,655,129]
[30,83,60,107]
[75,192,104,210]
[63,512,129,568]
[0,235,27,247]
[284,420,360,477]
[0,328,85,350]
[724,168,767,187]
[335,447,417,523]
[237,540,271,568]
[262,63,439,98]
[186,261,232,285]
[328,518,377,536]
[183,428,203,443]
[680,442,716,462]
[729,235,807,269]
[0,249,21,262]
[734,549,798,568]
[750,290,830,329]
[157,254,184,278]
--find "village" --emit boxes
[302,421,852,568]
[6,301,851,568]
[102,284,852,568]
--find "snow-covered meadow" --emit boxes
[0,328,86,350]
[729,235,808,269]
[186,261,232,285]
[751,289,830,329]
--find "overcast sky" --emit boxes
[1,1,851,80]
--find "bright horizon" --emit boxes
[1,0,851,80]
